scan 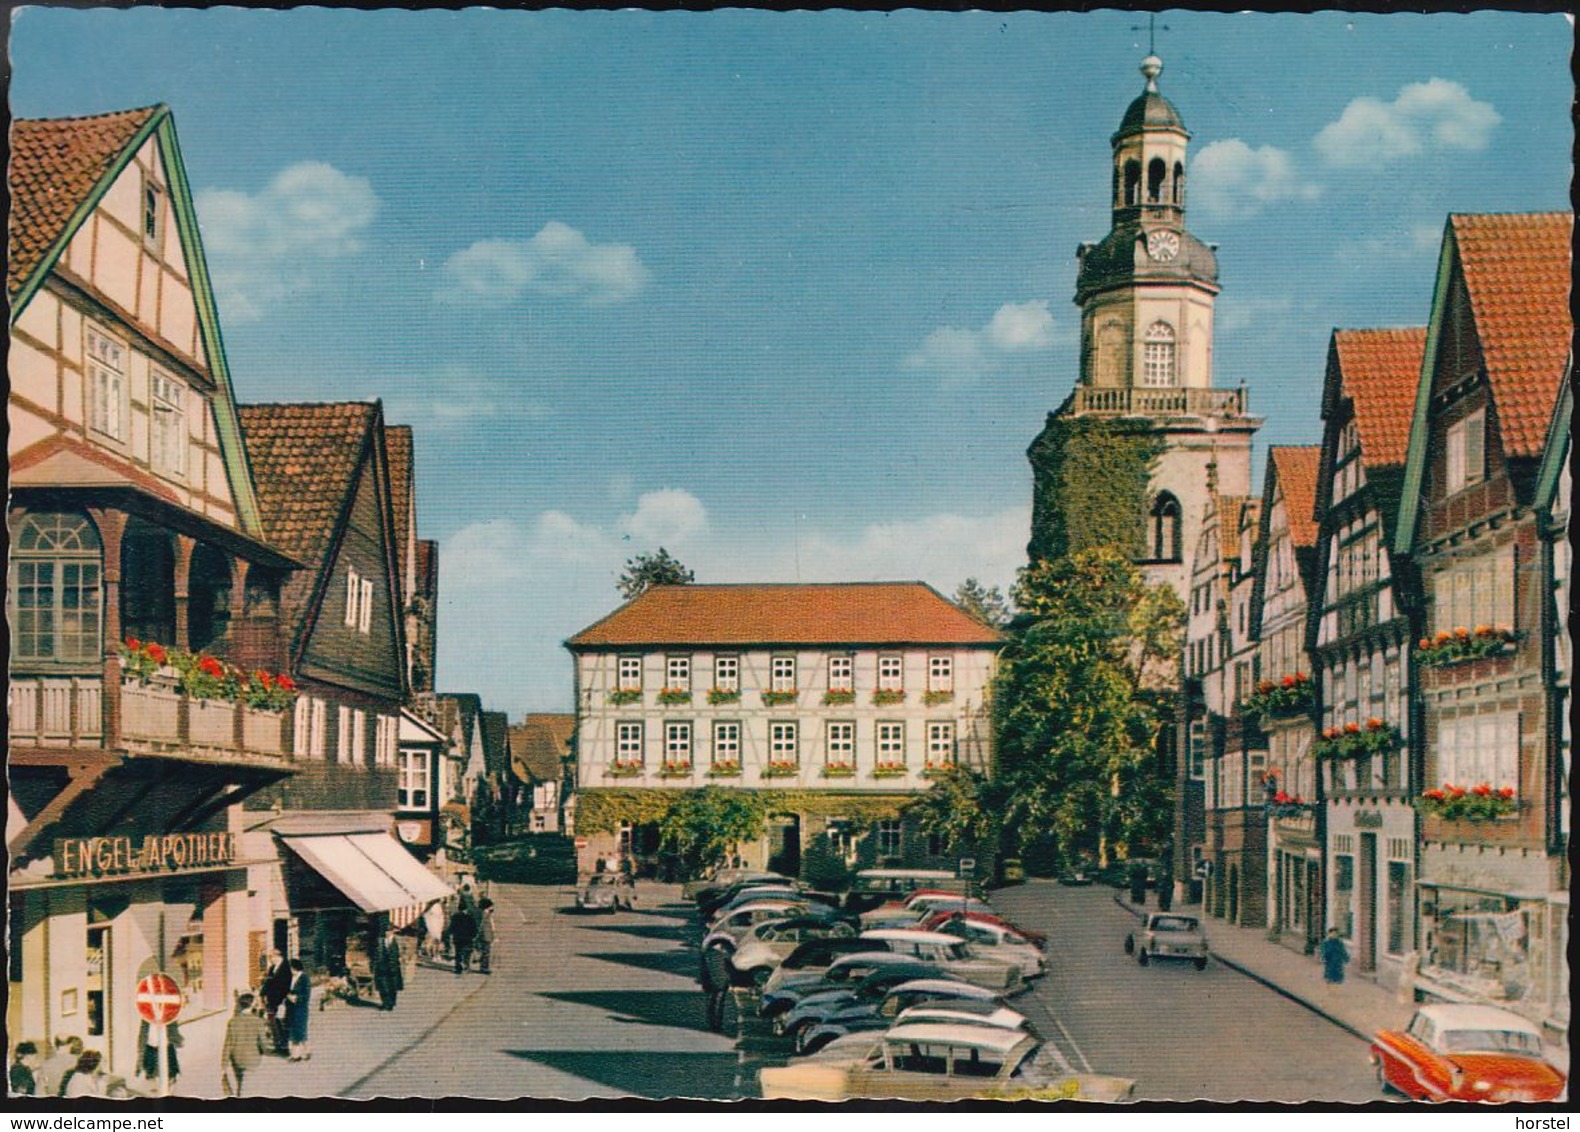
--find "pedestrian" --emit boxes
[422,902,445,961]
[10,1040,41,1096]
[36,1036,80,1098]
[1320,927,1350,985]
[221,993,271,1097]
[450,903,477,974]
[373,924,405,1010]
[285,958,312,1061]
[260,949,292,1054]
[477,899,497,975]
[61,1050,107,1098]
[136,1018,181,1090]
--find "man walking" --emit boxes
[221,994,270,1097]
[373,925,405,1010]
[260,950,292,1054]
[477,899,497,975]
[449,903,477,974]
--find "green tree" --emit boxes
[992,547,1182,870]
[658,787,766,879]
[953,578,1011,628]
[617,547,695,600]
[904,765,1002,858]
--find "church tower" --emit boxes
[1028,52,1260,604]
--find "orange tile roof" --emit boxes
[1269,446,1322,549]
[1334,328,1427,471]
[567,583,1004,649]
[1451,213,1572,459]
[384,425,414,591]
[510,714,575,783]
[237,402,376,569]
[9,106,162,299]
[1216,496,1252,568]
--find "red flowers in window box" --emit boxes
[1241,672,1312,721]
[1419,783,1518,822]
[118,638,297,710]
[1417,626,1517,668]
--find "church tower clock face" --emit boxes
[1146,229,1180,262]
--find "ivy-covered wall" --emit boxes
[1026,414,1164,563]
[575,787,911,835]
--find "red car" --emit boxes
[1370,1004,1566,1103]
[917,909,1047,949]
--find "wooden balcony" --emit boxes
[1067,386,1247,417]
[10,672,291,762]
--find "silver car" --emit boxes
[575,873,636,912]
[1124,913,1208,969]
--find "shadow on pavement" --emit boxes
[539,989,712,1033]
[579,949,699,978]
[577,922,693,943]
[502,1049,744,1100]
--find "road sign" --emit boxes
[135,972,183,1025]
[574,837,588,849]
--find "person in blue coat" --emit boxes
[1320,928,1350,984]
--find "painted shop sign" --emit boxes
[1353,811,1385,829]
[53,832,238,879]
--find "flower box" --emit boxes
[761,690,798,707]
[658,762,694,778]
[608,689,643,706]
[1419,784,1519,822]
[921,690,954,707]
[821,763,856,778]
[706,761,742,778]
[872,689,906,706]
[118,638,297,710]
[605,760,644,778]
[762,761,800,778]
[1416,626,1517,669]
[920,763,953,779]
[707,688,741,705]
[1266,790,1313,821]
[1241,673,1312,721]
[872,762,908,779]
[1314,719,1401,760]
[822,689,857,706]
[656,688,692,706]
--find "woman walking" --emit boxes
[285,959,312,1061]
[1320,927,1350,985]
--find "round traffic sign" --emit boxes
[135,972,183,1025]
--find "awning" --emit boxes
[282,832,452,928]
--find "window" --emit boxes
[1142,321,1176,387]
[878,655,904,692]
[927,722,955,767]
[10,512,102,663]
[877,722,905,765]
[712,721,740,765]
[927,831,949,857]
[1147,157,1166,202]
[771,656,796,692]
[616,722,644,764]
[826,721,855,766]
[1387,859,1411,955]
[85,324,127,441]
[714,656,739,692]
[1434,549,1515,634]
[877,819,903,858]
[664,722,692,766]
[770,721,798,763]
[665,655,691,691]
[150,372,186,477]
[375,714,398,767]
[142,178,163,246]
[828,654,854,692]
[294,696,326,759]
[1436,712,1519,788]
[928,656,953,693]
[618,656,642,691]
[1151,494,1182,561]
[343,568,373,633]
[1188,719,1206,780]
[1445,409,1486,494]
[336,706,364,765]
[398,748,430,809]
[1332,848,1355,940]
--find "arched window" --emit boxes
[1151,493,1183,562]
[1173,161,1185,205]
[1147,158,1167,203]
[1124,161,1142,206]
[1142,321,1177,387]
[10,512,103,662]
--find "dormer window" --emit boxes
[1142,321,1176,387]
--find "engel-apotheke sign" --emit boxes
[53,832,239,879]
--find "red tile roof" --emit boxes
[1216,496,1252,568]
[1451,213,1572,459]
[237,402,376,569]
[1334,328,1427,471]
[510,714,575,783]
[1269,446,1322,550]
[9,106,162,299]
[567,583,1003,649]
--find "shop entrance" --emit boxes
[1358,832,1378,972]
[767,814,801,877]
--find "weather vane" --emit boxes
[1131,13,1170,55]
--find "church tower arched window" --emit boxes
[1173,161,1185,205]
[1147,158,1167,203]
[1124,161,1141,206]
[1150,493,1183,562]
[1142,321,1177,387]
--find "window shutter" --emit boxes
[1465,410,1485,485]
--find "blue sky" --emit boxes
[11,8,1572,717]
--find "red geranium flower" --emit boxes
[126,637,141,651]
[1454,627,1471,640]
[1366,717,1384,731]
[1497,787,1515,799]
[146,643,167,665]
[1293,672,1305,682]
[1419,638,1432,650]
[1425,788,1445,800]
[255,670,273,687]
[1274,791,1291,804]
[1448,786,1466,798]
[1344,722,1361,735]
[1281,675,1296,688]
[1472,784,1492,797]
[199,655,223,678]
[277,674,297,692]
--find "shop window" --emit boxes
[1387,859,1411,955]
[399,747,430,808]
[1422,888,1531,995]
[10,512,102,663]
[85,925,108,1038]
[1332,851,1354,940]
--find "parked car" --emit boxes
[760,1022,1136,1102]
[917,909,1047,949]
[932,916,1046,978]
[707,886,839,925]
[1057,866,1095,886]
[793,978,1003,1053]
[760,950,912,1017]
[859,893,994,929]
[760,937,894,996]
[1124,912,1208,969]
[574,872,636,912]
[728,917,859,987]
[702,901,819,951]
[859,928,1023,992]
[684,867,785,903]
[472,835,578,885]
[776,964,957,1042]
[843,869,966,914]
[697,879,803,919]
[1370,1004,1566,1103]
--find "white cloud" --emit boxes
[1315,78,1501,168]
[376,365,551,430]
[1189,139,1320,221]
[905,300,1057,389]
[618,489,709,548]
[1333,222,1445,266]
[441,221,649,307]
[196,162,379,321]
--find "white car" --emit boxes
[702,900,813,950]
[859,895,994,930]
[934,916,1046,978]
[859,928,1023,992]
[729,917,856,986]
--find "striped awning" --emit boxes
[282,832,451,928]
